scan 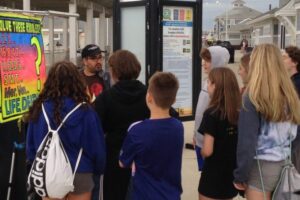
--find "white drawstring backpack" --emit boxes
[28,103,83,199]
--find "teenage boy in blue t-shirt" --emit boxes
[119,72,184,200]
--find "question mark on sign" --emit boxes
[31,36,42,91]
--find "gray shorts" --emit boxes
[72,173,94,194]
[248,160,285,192]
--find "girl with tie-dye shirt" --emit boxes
[234,44,300,200]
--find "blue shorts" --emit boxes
[195,146,204,171]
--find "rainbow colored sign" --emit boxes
[0,13,46,123]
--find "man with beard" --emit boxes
[81,44,109,101]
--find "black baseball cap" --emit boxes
[81,44,106,58]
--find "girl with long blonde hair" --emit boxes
[234,44,300,200]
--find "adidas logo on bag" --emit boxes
[29,132,53,196]
[28,103,84,199]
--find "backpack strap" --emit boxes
[42,104,55,132]
[73,148,83,176]
[256,152,267,200]
[56,103,85,132]
[42,102,85,132]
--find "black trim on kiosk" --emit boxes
[113,1,148,50]
[113,0,149,83]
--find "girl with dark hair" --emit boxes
[26,61,106,200]
[198,67,240,200]
[194,46,230,172]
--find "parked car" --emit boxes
[214,40,235,63]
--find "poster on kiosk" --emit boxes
[0,13,46,123]
[162,4,196,118]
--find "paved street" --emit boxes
[181,50,245,200]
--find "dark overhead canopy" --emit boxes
[93,0,112,8]
[0,0,113,19]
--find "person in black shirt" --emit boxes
[283,47,300,185]
[198,67,240,200]
[95,50,150,200]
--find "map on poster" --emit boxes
[162,6,193,117]
[0,13,46,123]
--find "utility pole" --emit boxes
[225,8,228,40]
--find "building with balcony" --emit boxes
[235,0,300,48]
[214,0,261,46]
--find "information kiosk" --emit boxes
[113,0,202,120]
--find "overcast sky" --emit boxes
[203,0,279,31]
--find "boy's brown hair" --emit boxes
[108,50,141,80]
[200,48,211,62]
[285,46,300,72]
[148,72,179,109]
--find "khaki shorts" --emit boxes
[73,173,94,194]
[248,160,285,192]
